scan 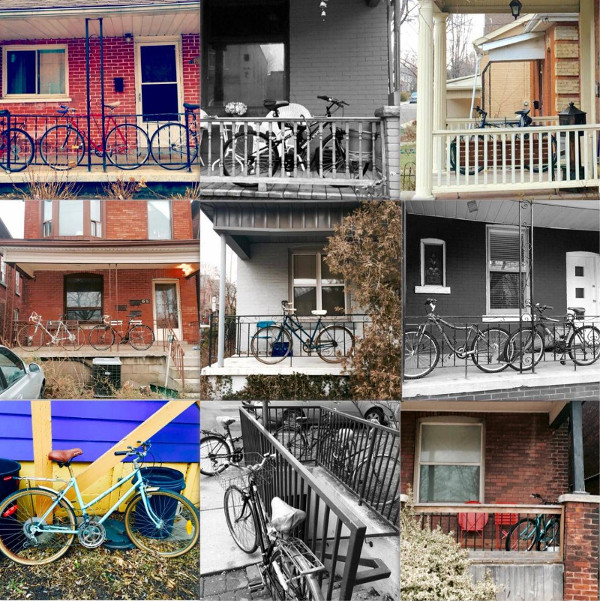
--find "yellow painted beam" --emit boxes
[31,401,53,484]
[66,400,196,499]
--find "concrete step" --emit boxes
[173,377,201,393]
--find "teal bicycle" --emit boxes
[250,300,354,364]
[505,493,560,551]
[0,441,199,565]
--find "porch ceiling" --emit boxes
[0,4,200,40]
[436,0,579,13]
[405,199,600,231]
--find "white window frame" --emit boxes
[485,225,529,318]
[290,250,346,314]
[415,237,451,294]
[414,416,485,505]
[0,256,5,287]
[15,271,20,296]
[1,44,70,103]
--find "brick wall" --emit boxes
[401,411,569,504]
[289,0,389,117]
[404,214,600,319]
[24,200,194,241]
[21,267,198,342]
[0,257,23,341]
[552,23,580,110]
[561,496,600,601]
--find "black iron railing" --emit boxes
[206,313,370,367]
[240,407,391,601]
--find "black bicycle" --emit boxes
[0,110,35,172]
[403,298,510,379]
[450,105,557,175]
[505,303,600,370]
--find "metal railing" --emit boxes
[0,109,199,172]
[411,504,564,559]
[446,116,559,129]
[206,313,370,367]
[240,407,391,600]
[433,123,600,193]
[403,315,600,375]
[200,116,384,190]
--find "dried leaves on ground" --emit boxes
[0,544,199,600]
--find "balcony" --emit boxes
[199,114,393,201]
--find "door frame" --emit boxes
[152,278,183,340]
[134,36,184,134]
[565,251,600,319]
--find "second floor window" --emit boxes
[148,200,172,240]
[43,200,52,237]
[5,46,67,97]
[0,256,5,286]
[15,272,20,295]
[90,200,101,237]
[59,200,84,236]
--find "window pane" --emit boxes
[155,283,179,329]
[65,276,102,321]
[419,465,480,502]
[90,199,100,221]
[141,46,176,83]
[489,229,525,271]
[7,50,35,94]
[489,272,526,310]
[424,243,443,286]
[38,49,65,94]
[294,286,316,316]
[141,83,179,122]
[421,424,481,463]
[321,256,343,284]
[322,286,345,315]
[148,200,171,240]
[59,200,84,236]
[293,255,316,284]
[0,257,5,283]
[0,347,25,391]
[44,200,52,221]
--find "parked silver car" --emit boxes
[0,346,45,399]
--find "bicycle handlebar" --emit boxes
[317,95,349,107]
[247,453,275,472]
[114,441,150,458]
[425,298,437,305]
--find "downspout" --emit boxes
[481,62,491,116]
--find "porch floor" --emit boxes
[201,355,345,376]
[402,357,600,399]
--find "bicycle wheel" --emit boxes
[16,323,46,351]
[267,544,324,601]
[251,325,292,365]
[200,435,233,476]
[124,490,198,557]
[449,135,485,175]
[150,122,198,170]
[471,327,510,373]
[39,125,85,170]
[568,325,600,366]
[88,324,115,351]
[538,518,559,551]
[315,325,354,363]
[223,485,258,554]
[222,131,280,185]
[59,325,86,351]
[0,128,35,172]
[105,124,150,169]
[505,518,538,551]
[128,324,154,350]
[274,427,308,460]
[0,487,76,565]
[523,133,557,173]
[354,454,399,509]
[506,329,544,371]
[403,330,439,379]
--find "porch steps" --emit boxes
[169,347,201,397]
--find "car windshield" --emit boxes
[0,348,26,391]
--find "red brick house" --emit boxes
[0,199,199,345]
[0,217,23,343]
[401,400,600,601]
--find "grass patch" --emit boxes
[0,544,199,600]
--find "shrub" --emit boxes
[401,495,498,601]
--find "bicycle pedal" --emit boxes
[247,579,265,593]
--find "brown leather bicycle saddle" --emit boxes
[48,448,83,463]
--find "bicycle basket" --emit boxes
[214,452,275,491]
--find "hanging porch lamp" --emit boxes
[509,0,522,19]
[320,1,328,19]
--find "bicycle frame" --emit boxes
[65,111,120,153]
[19,466,162,536]
[30,319,75,345]
[420,314,481,358]
[280,312,326,349]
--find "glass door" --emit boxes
[153,280,182,340]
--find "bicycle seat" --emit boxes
[567,307,586,318]
[264,99,289,111]
[183,102,200,111]
[514,108,530,116]
[217,416,236,427]
[104,101,121,109]
[270,497,306,534]
[311,310,327,316]
[48,448,83,464]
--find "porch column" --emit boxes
[217,234,226,368]
[433,13,448,171]
[579,2,596,123]
[415,0,435,199]
[569,401,587,493]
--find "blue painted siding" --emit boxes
[0,401,199,463]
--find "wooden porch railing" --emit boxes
[411,504,564,562]
[433,123,600,193]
